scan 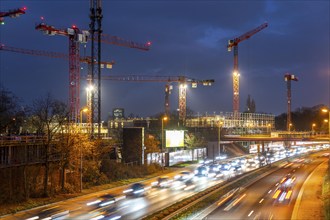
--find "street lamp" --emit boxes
[322,108,330,144]
[80,107,89,124]
[289,123,293,132]
[161,116,168,167]
[312,123,316,135]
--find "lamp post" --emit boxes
[161,116,168,167]
[322,108,330,144]
[312,123,316,136]
[80,107,88,123]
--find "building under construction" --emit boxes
[186,112,275,135]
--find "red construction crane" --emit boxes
[35,23,90,122]
[35,22,151,123]
[284,74,298,132]
[0,7,26,25]
[98,75,214,125]
[0,43,114,68]
[227,22,268,115]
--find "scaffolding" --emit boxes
[186,112,275,135]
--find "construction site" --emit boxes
[0,2,280,138]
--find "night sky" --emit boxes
[0,1,329,120]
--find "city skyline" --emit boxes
[0,0,329,119]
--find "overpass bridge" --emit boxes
[0,134,328,169]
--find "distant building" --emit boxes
[186,112,275,135]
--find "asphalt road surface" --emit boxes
[205,152,327,220]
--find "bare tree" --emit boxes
[31,93,69,197]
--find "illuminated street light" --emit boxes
[289,123,293,132]
[80,107,88,124]
[312,123,316,136]
[321,108,330,144]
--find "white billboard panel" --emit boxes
[165,130,185,147]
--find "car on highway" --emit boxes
[174,171,194,181]
[219,163,234,176]
[233,165,243,174]
[207,164,221,177]
[151,176,172,188]
[194,165,208,177]
[123,183,147,197]
[272,186,293,205]
[247,161,259,169]
[26,206,69,220]
[272,175,296,205]
[86,194,116,209]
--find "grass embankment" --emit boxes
[323,161,330,220]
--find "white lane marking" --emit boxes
[259,198,264,203]
[268,190,272,194]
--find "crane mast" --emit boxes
[100,75,214,125]
[284,74,298,132]
[88,0,151,138]
[89,0,103,138]
[36,23,89,123]
[227,22,268,115]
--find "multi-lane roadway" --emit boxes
[2,146,329,220]
[205,153,328,220]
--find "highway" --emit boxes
[6,166,224,220]
[205,152,328,220]
[3,146,328,220]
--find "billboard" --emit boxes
[165,130,185,148]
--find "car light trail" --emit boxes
[285,190,292,199]
[272,190,281,199]
[224,193,246,211]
